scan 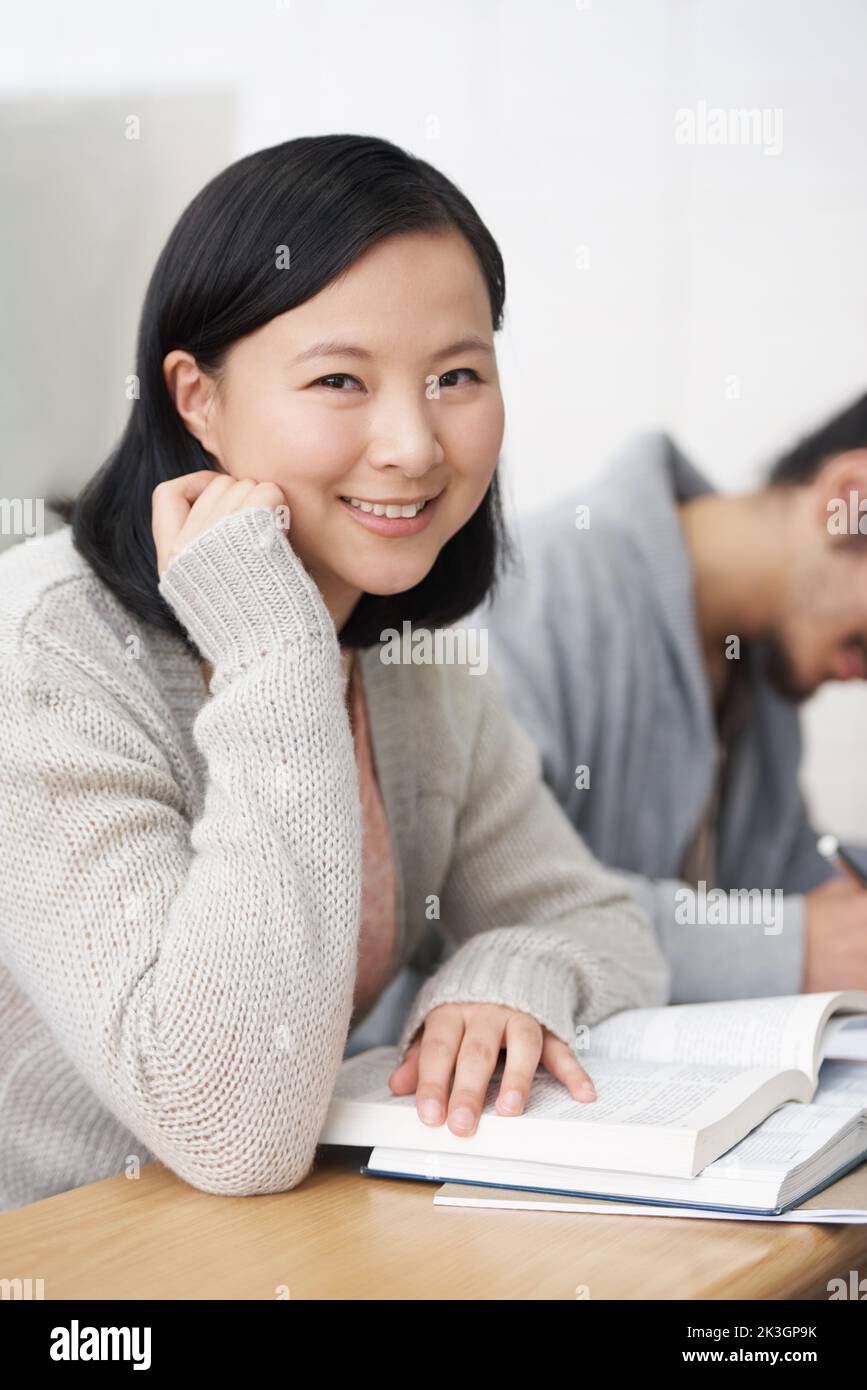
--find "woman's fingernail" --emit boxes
[420,1098,442,1124]
[500,1089,524,1114]
[451,1106,476,1133]
[578,1083,596,1100]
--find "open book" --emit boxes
[320,991,867,1182]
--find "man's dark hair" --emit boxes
[53,133,509,651]
[769,389,867,485]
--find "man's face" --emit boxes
[764,451,867,702]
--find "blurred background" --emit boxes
[1,0,866,831]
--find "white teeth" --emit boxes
[343,496,428,518]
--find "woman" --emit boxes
[0,134,667,1209]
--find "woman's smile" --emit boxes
[337,488,443,537]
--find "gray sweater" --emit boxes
[479,433,837,1003]
[0,508,666,1211]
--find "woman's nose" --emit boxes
[365,434,443,474]
[365,402,444,475]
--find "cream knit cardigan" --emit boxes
[0,508,668,1210]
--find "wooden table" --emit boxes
[3,1145,867,1300]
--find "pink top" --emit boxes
[345,652,399,1017]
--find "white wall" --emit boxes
[2,0,866,832]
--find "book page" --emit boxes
[823,1016,867,1060]
[333,1045,768,1132]
[700,1061,867,1178]
[332,1045,405,1102]
[584,992,844,1075]
[486,1056,751,1129]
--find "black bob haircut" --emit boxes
[769,388,867,486]
[54,133,509,651]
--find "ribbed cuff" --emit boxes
[158,507,335,673]
[395,926,604,1062]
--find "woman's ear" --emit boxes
[812,449,867,538]
[162,349,223,459]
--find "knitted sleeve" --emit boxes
[1,508,362,1196]
[395,665,670,1060]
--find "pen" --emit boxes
[816,833,867,888]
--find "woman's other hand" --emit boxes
[152,470,291,578]
[388,1003,596,1137]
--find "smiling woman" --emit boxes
[61,134,510,647]
[156,225,506,630]
[0,133,667,1212]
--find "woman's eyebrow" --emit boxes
[432,335,495,360]
[289,335,494,367]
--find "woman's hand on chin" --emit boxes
[388,1002,596,1138]
[152,470,291,578]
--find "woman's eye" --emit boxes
[439,367,481,389]
[313,373,363,391]
[311,368,480,392]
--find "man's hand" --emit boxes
[388,1002,596,1138]
[804,875,867,990]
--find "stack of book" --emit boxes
[320,990,867,1219]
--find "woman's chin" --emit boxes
[352,564,436,598]
[361,576,430,598]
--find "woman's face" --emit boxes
[176,229,505,624]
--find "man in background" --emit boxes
[479,392,867,1002]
